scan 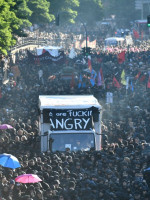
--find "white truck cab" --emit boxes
[39,95,102,152]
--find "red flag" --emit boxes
[112,77,121,88]
[100,68,104,84]
[133,29,139,39]
[70,74,75,88]
[97,68,104,86]
[118,51,125,64]
[139,74,146,82]
[141,31,144,40]
[88,55,92,72]
[97,57,102,63]
[147,76,150,88]
[134,72,141,80]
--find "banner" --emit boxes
[43,108,93,131]
[27,50,65,65]
[80,39,97,48]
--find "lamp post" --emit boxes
[81,21,88,50]
[56,12,88,51]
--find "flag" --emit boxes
[133,29,139,39]
[134,71,141,80]
[97,67,104,86]
[70,74,75,88]
[78,74,82,88]
[89,39,97,48]
[147,76,150,88]
[75,41,80,49]
[130,81,134,92]
[87,36,89,46]
[112,76,121,88]
[139,74,146,82]
[90,70,97,86]
[121,70,126,85]
[80,40,86,48]
[88,55,92,72]
[82,82,86,88]
[118,51,125,64]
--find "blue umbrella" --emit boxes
[8,73,14,77]
[0,153,21,169]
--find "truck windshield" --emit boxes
[105,40,117,46]
[50,133,95,152]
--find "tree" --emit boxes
[8,0,32,37]
[76,0,103,25]
[48,0,79,24]
[0,0,19,54]
[28,0,54,24]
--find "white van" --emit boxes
[104,37,125,47]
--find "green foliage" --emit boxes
[13,0,32,28]
[48,0,79,24]
[77,0,103,25]
[0,0,17,54]
[28,0,54,24]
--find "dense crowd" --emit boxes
[0,27,150,200]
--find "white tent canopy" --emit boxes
[36,46,62,57]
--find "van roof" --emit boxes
[39,95,101,109]
[105,37,125,41]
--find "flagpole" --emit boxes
[126,76,130,96]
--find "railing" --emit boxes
[10,37,73,52]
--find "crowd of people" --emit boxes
[0,25,150,200]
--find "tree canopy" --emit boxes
[48,0,79,24]
[28,0,54,24]
[0,0,18,55]
[76,0,103,25]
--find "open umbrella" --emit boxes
[0,124,13,130]
[15,174,42,183]
[0,153,21,169]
